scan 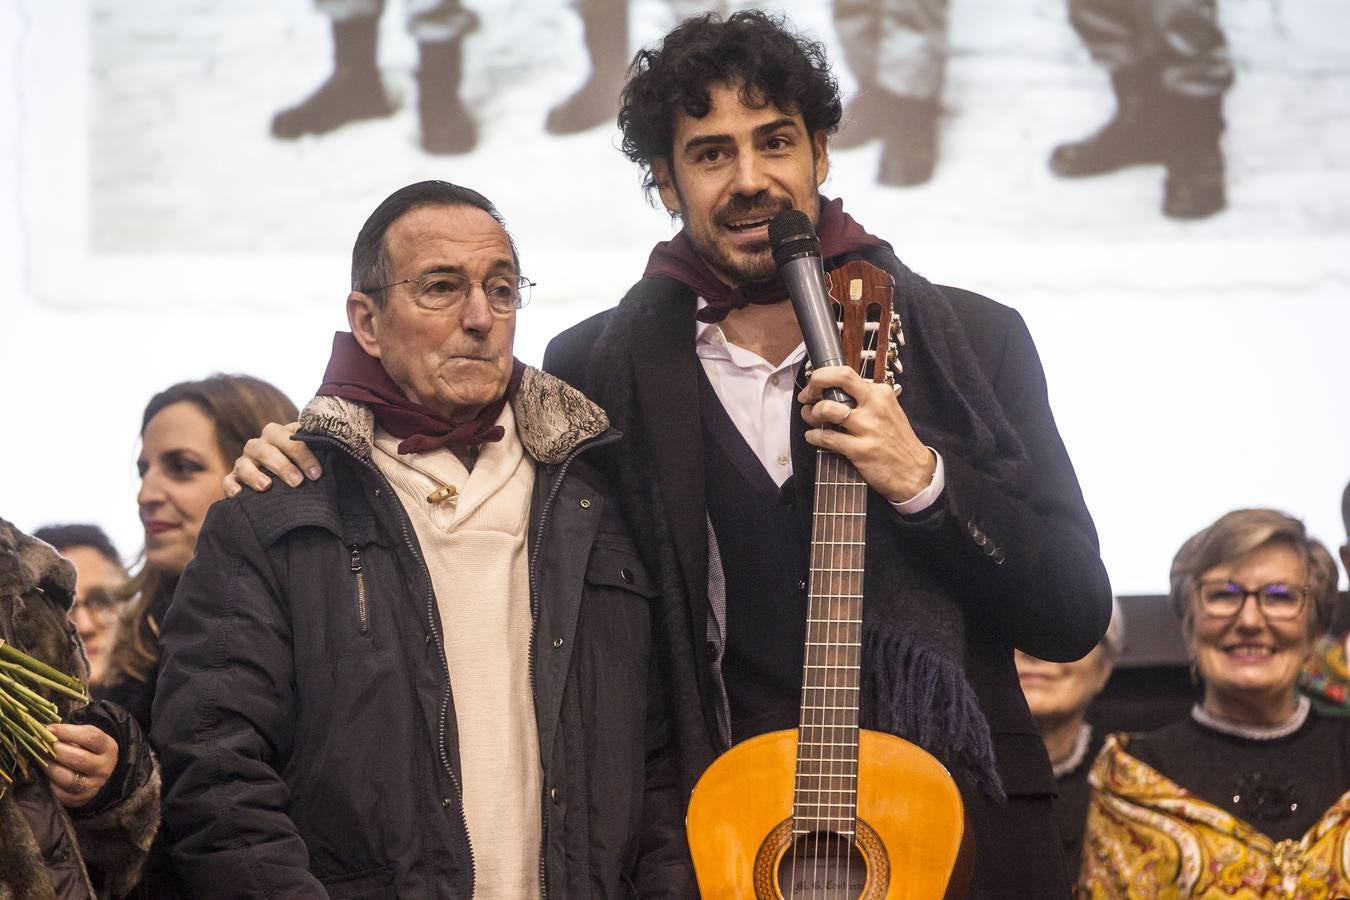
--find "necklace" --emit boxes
[1051,723,1093,779]
[1190,694,1310,740]
[373,441,460,505]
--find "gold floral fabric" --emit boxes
[1079,733,1350,898]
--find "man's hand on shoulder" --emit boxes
[223,421,323,497]
[798,366,937,505]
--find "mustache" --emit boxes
[714,193,791,226]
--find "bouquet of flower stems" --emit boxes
[0,639,90,797]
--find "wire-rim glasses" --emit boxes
[368,272,534,314]
[1195,580,1308,621]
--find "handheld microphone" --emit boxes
[768,210,853,407]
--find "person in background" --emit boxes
[32,524,127,687]
[97,376,297,737]
[1015,598,1125,883]
[1081,508,1348,896]
[1300,479,1350,714]
[1048,0,1234,219]
[1,517,159,900]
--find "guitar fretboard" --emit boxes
[792,447,866,836]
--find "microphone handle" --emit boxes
[780,255,854,407]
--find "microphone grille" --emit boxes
[767,210,816,251]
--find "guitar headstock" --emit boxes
[825,260,896,384]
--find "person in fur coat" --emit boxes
[0,517,160,900]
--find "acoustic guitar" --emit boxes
[686,259,971,899]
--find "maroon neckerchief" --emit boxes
[643,196,892,323]
[315,331,525,455]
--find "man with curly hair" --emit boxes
[543,11,1113,897]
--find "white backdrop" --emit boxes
[1,0,1347,596]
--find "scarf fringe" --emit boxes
[861,627,1006,802]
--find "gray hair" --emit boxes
[1169,508,1339,640]
[351,181,520,306]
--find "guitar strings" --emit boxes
[794,296,882,898]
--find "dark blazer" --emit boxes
[545,282,1111,898]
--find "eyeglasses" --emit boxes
[368,272,534,314]
[72,587,120,614]
[1195,580,1308,621]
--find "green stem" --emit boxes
[0,641,86,694]
[0,660,88,704]
[0,691,57,747]
[0,674,60,721]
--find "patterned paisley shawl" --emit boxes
[1079,734,1350,899]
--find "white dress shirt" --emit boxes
[694,316,944,513]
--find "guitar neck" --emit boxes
[793,447,867,837]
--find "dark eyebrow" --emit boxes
[681,117,802,156]
[753,117,802,141]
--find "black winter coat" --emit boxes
[152,370,681,898]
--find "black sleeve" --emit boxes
[542,309,613,395]
[633,638,698,898]
[903,299,1112,661]
[151,499,326,899]
[68,700,161,897]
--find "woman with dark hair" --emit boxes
[98,375,297,737]
[32,524,127,687]
[1080,509,1349,897]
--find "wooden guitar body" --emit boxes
[687,728,970,899]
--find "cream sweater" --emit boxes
[372,408,541,900]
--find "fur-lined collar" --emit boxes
[0,520,76,611]
[298,366,610,466]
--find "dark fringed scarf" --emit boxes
[590,198,1031,801]
[315,331,525,455]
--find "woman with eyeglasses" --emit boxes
[1079,508,1347,897]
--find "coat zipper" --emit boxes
[348,546,370,635]
[528,430,620,900]
[309,434,476,892]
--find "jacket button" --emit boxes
[579,498,592,509]
[552,637,564,648]
[620,568,633,584]
[549,787,561,804]
[441,797,451,809]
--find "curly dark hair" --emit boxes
[619,10,842,197]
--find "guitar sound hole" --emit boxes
[777,830,868,898]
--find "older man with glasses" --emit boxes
[152,180,682,898]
